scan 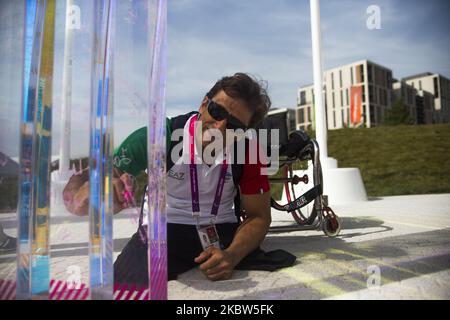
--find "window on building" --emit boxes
[350,67,354,84]
[300,91,306,105]
[369,85,375,103]
[419,80,422,91]
[331,72,334,90]
[307,107,311,122]
[362,85,366,103]
[362,105,366,124]
[340,90,343,107]
[341,109,344,126]
[370,105,375,124]
[289,113,296,131]
[360,64,364,83]
[299,108,304,123]
[368,65,373,83]
[346,88,349,106]
[434,77,439,98]
[347,108,350,124]
[332,92,335,109]
[339,70,343,88]
[333,111,336,128]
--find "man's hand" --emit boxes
[63,169,90,216]
[63,168,135,216]
[68,180,90,216]
[194,247,238,281]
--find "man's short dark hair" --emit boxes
[206,73,271,128]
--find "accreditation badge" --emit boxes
[196,224,221,250]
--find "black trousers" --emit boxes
[114,223,296,287]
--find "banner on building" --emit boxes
[350,86,362,125]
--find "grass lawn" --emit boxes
[270,124,450,200]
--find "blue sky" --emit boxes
[166,0,450,115]
[1,0,449,158]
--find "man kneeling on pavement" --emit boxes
[63,73,296,285]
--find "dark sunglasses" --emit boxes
[206,98,248,130]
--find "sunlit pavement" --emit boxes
[169,194,450,300]
[1,194,449,300]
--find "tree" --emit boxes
[384,98,412,125]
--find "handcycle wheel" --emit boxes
[284,164,317,225]
[322,207,341,237]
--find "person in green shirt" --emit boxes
[63,73,295,284]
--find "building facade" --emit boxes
[392,81,435,125]
[295,84,318,131]
[392,81,418,124]
[403,73,450,123]
[297,60,393,130]
[416,90,435,125]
